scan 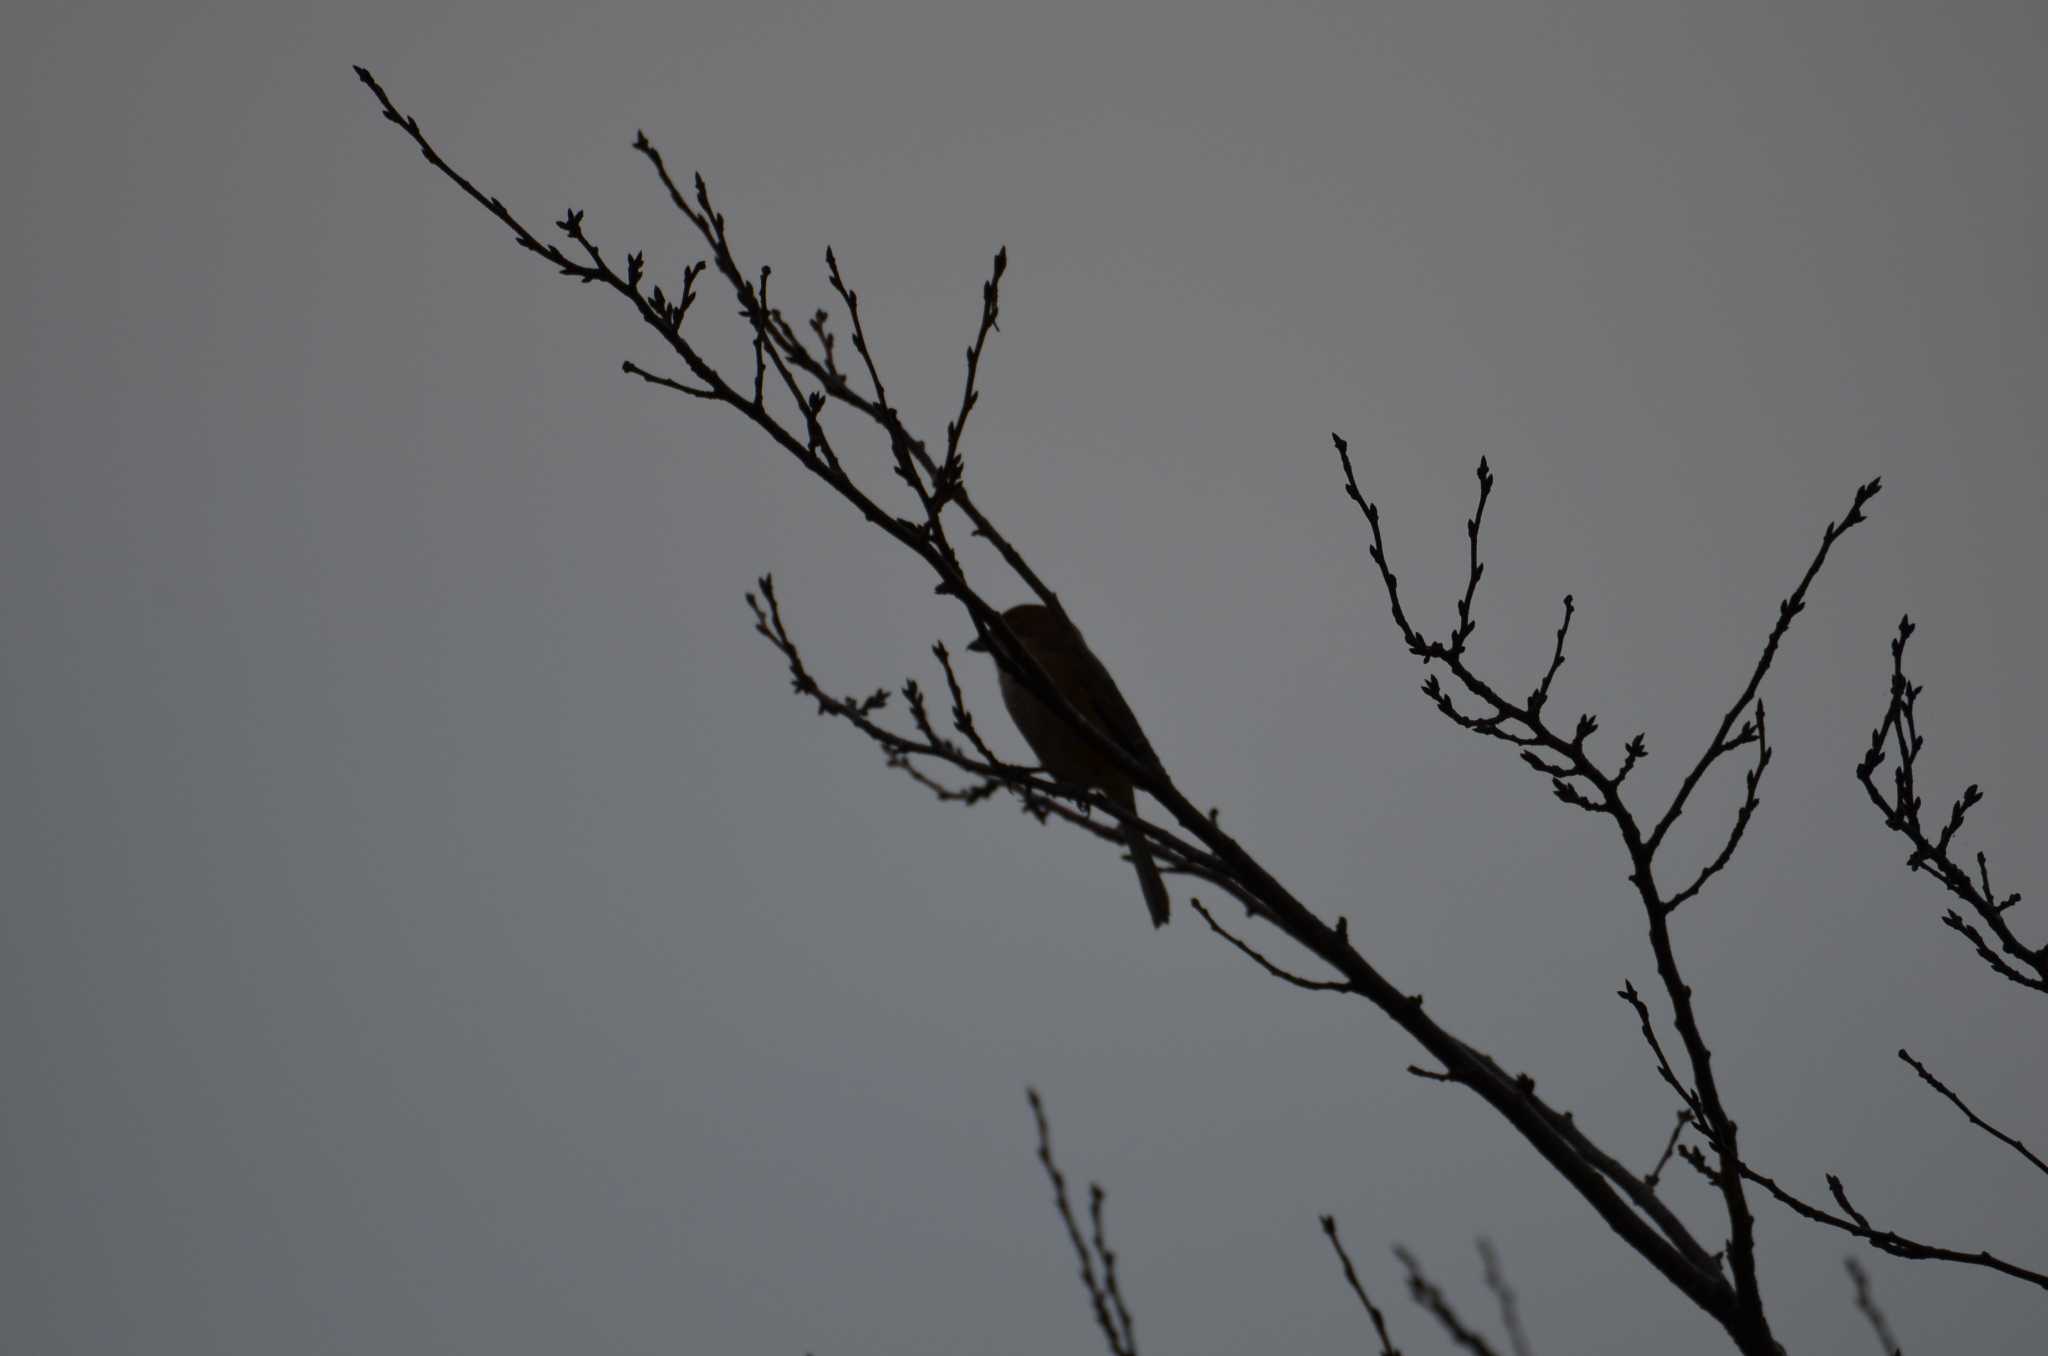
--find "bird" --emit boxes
[968,603,1171,927]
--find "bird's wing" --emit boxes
[1074,641,1160,769]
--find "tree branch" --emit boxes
[1856,617,2044,992]
[1343,444,1881,1349]
[1394,1246,1502,1356]
[1029,1089,1139,1356]
[362,76,1903,1354]
[1897,1049,2047,1179]
[1321,1215,1402,1356]
[1684,1151,2048,1290]
[1844,1258,1903,1356]
[1478,1238,1534,1356]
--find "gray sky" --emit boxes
[8,2,2046,1352]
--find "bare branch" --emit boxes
[1394,1246,1502,1356]
[1342,458,1886,1348]
[1189,898,1350,993]
[1664,704,1772,915]
[1648,477,1883,857]
[1686,1151,2048,1290]
[620,359,716,399]
[1644,1111,1692,1191]
[1090,1183,1136,1354]
[1477,1238,1534,1356]
[1856,617,2044,992]
[1028,1089,1139,1356]
[1321,1215,1402,1356]
[366,77,1938,1354]
[1618,982,1701,1118]
[1844,1258,1903,1355]
[1898,1049,2048,1179]
[1450,458,1495,658]
[1526,594,1573,714]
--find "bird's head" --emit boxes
[966,603,1065,654]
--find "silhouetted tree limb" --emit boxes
[1685,617,2048,1294]
[1188,897,1352,993]
[1679,1148,2048,1289]
[1856,617,2043,993]
[358,68,1787,1348]
[1341,432,1883,1349]
[1477,1238,1534,1356]
[1619,981,1702,1121]
[358,67,2045,1350]
[1845,1258,1903,1356]
[1322,1215,1403,1356]
[1644,1111,1693,1192]
[1896,1049,2047,1179]
[1029,1089,1139,1356]
[1395,1246,1503,1356]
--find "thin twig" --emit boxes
[1645,1111,1692,1190]
[1321,1216,1402,1356]
[1394,1246,1502,1356]
[1856,617,2043,992]
[1898,1049,2048,1179]
[1683,1151,2048,1290]
[1477,1238,1534,1356]
[1648,478,1883,856]
[1189,898,1350,992]
[1619,981,1701,1117]
[1844,1258,1903,1355]
[1028,1089,1138,1356]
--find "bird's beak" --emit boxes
[965,634,989,653]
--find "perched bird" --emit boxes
[968,603,1171,927]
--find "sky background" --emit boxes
[8,3,2046,1352]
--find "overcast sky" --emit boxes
[8,3,2046,1352]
